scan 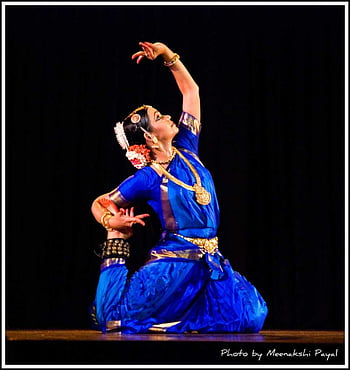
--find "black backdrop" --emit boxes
[5,3,345,332]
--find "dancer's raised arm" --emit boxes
[132,41,200,121]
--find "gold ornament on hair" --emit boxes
[131,113,141,124]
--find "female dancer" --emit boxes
[90,41,268,334]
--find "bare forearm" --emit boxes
[161,46,199,95]
[91,196,109,224]
[161,45,200,120]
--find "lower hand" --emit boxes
[98,198,149,239]
[108,206,150,239]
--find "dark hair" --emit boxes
[122,105,151,146]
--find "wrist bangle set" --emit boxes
[163,53,180,67]
[94,238,131,260]
[100,211,114,232]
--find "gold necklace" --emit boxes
[151,147,177,165]
[152,147,211,205]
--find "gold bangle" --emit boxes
[100,211,114,232]
[100,211,111,225]
[163,53,180,67]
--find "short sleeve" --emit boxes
[108,168,154,207]
[173,111,201,155]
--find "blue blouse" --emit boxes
[109,112,220,240]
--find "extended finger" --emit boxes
[135,213,150,219]
[136,55,144,64]
[142,41,155,48]
[139,43,153,55]
[127,220,138,227]
[128,216,149,226]
[141,45,152,54]
[139,41,150,48]
[131,51,144,59]
[143,41,157,52]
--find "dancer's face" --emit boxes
[147,106,179,141]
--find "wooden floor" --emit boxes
[5,329,345,343]
[5,329,347,366]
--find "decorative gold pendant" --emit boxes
[193,184,211,205]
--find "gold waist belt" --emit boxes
[174,234,219,255]
[147,235,219,263]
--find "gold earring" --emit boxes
[151,136,158,144]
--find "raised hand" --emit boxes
[131,41,166,64]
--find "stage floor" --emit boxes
[5,329,345,343]
[5,330,346,366]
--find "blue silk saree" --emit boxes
[91,112,268,334]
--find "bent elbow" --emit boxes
[91,197,101,215]
[91,200,97,216]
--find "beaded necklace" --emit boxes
[151,147,177,165]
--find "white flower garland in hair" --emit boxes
[114,122,129,150]
[114,122,151,169]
